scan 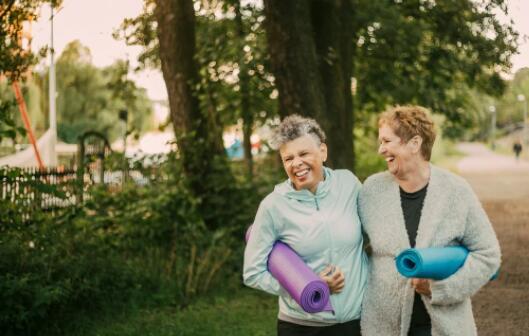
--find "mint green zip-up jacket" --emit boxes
[243,167,368,324]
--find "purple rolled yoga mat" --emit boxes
[246,226,333,313]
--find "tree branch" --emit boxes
[0,0,16,22]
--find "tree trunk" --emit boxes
[154,0,233,229]
[235,1,254,179]
[311,0,355,170]
[154,0,199,136]
[263,0,355,171]
[154,0,225,168]
[262,0,326,120]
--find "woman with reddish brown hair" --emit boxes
[359,106,500,336]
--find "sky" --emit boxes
[31,0,167,101]
[496,0,529,76]
[31,0,529,102]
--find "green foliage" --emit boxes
[354,124,386,181]
[118,0,518,169]
[0,90,26,142]
[0,0,49,80]
[0,1,62,139]
[0,206,142,336]
[195,2,276,126]
[31,40,154,143]
[117,1,277,128]
[113,0,158,70]
[0,144,277,334]
[490,67,529,128]
[448,67,529,141]
[0,78,46,144]
[352,0,517,125]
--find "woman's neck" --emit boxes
[396,161,430,193]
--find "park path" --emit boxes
[454,143,529,335]
[457,142,529,174]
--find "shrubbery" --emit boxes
[0,208,143,335]
[0,151,278,335]
[0,141,385,335]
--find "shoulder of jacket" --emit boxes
[259,192,281,212]
[362,171,392,192]
[430,165,473,195]
[333,168,361,184]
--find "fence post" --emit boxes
[76,139,85,204]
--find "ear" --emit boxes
[410,135,423,154]
[320,143,328,162]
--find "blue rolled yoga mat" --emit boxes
[396,246,470,280]
[396,246,499,280]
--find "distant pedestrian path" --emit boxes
[455,142,529,202]
[457,142,529,174]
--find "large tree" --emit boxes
[262,0,517,170]
[263,0,355,169]
[118,0,275,179]
[152,0,248,229]
[120,0,517,175]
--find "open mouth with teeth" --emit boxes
[294,168,310,180]
[385,157,395,163]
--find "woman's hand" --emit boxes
[411,278,432,297]
[319,265,345,294]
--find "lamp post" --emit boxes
[489,105,496,150]
[517,94,528,146]
[48,4,58,166]
[119,109,128,182]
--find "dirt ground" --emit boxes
[456,143,529,336]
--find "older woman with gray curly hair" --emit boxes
[243,115,368,336]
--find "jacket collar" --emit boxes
[274,166,332,201]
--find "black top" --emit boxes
[400,184,431,328]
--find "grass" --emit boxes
[75,288,277,336]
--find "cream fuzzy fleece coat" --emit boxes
[358,164,501,336]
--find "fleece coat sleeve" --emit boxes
[430,182,501,306]
[242,200,286,296]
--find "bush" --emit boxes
[0,208,142,336]
[0,149,280,335]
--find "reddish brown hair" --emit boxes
[379,105,437,161]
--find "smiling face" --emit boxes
[279,134,327,193]
[378,124,422,178]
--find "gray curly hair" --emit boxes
[270,114,326,150]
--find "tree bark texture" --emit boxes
[311,0,355,170]
[235,1,254,178]
[154,0,200,135]
[154,0,225,166]
[262,0,327,121]
[154,0,234,230]
[263,0,355,170]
